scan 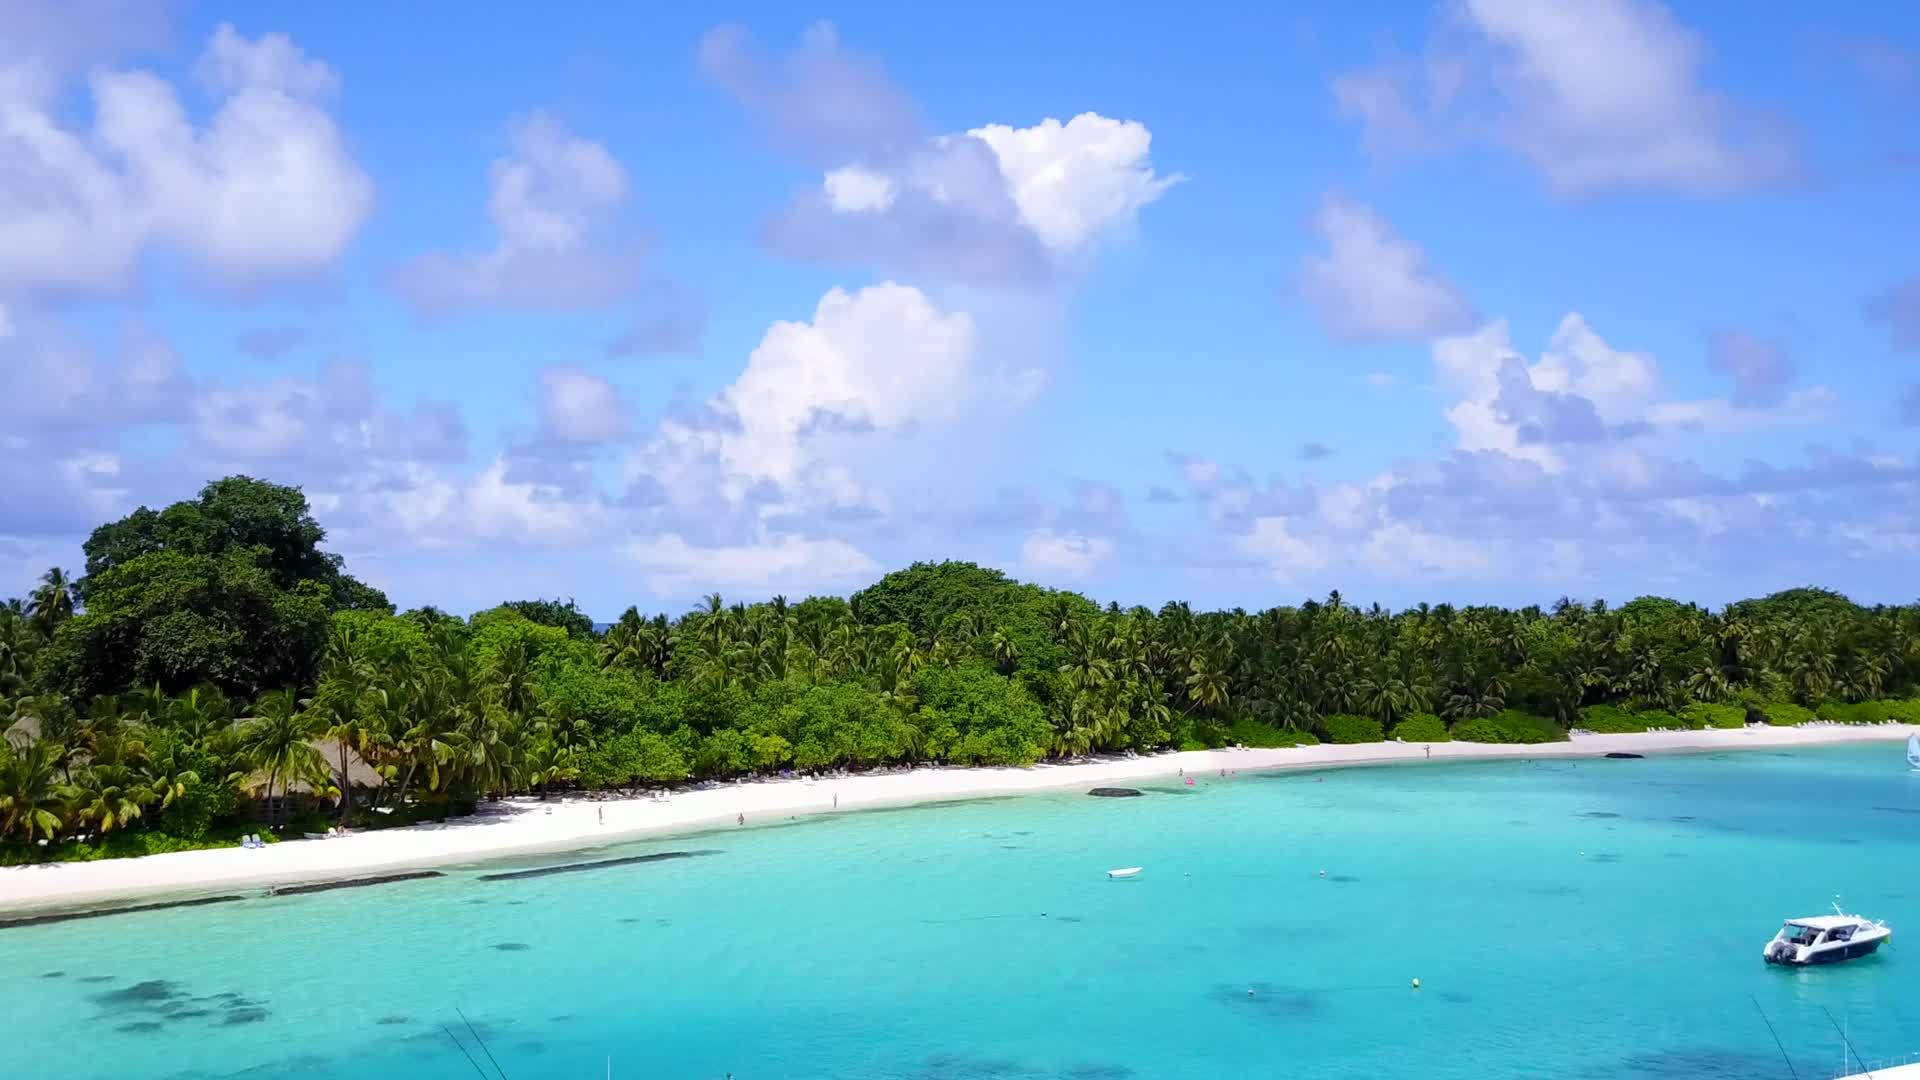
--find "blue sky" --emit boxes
[3,0,1917,618]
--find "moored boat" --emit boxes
[1763,903,1890,966]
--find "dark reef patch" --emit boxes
[269,871,442,896]
[1582,1047,1788,1079]
[1088,787,1142,798]
[222,1007,268,1025]
[95,979,182,1007]
[376,1015,410,1026]
[1214,981,1323,1021]
[1580,811,1621,819]
[115,1021,166,1034]
[1,893,245,930]
[477,849,719,882]
[490,942,531,951]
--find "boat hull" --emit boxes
[1765,938,1886,966]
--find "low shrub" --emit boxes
[1388,712,1449,743]
[1817,699,1920,725]
[1679,702,1747,729]
[1226,718,1319,748]
[1577,705,1647,733]
[1634,709,1680,731]
[1322,714,1385,744]
[1492,710,1566,743]
[1455,710,1567,744]
[1759,701,1815,726]
[1450,717,1504,743]
[0,824,266,866]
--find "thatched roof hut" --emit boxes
[240,739,385,795]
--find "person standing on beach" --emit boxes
[1424,745,1430,759]
[833,793,838,809]
[598,806,604,825]
[737,813,744,825]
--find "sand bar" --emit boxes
[2,723,1912,919]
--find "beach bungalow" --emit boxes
[240,738,385,826]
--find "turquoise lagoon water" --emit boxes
[5,746,1920,1079]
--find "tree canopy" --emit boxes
[80,476,389,611]
[41,477,388,699]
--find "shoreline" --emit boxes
[2,723,1912,921]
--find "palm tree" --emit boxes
[73,733,150,835]
[521,737,577,798]
[440,704,519,800]
[136,729,200,812]
[236,689,327,810]
[1185,654,1230,714]
[487,639,538,720]
[26,567,75,639]
[0,739,71,844]
[313,624,382,824]
[987,628,1020,675]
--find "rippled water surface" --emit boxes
[5,745,1919,1079]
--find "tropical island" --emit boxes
[3,476,1916,887]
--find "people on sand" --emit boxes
[1425,745,1431,759]
[736,813,744,825]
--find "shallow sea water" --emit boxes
[4,745,1918,1079]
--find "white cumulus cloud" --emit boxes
[1020,529,1114,581]
[966,113,1182,255]
[1332,0,1796,196]
[640,282,978,507]
[1298,194,1476,343]
[540,366,627,443]
[626,531,878,594]
[395,113,648,314]
[0,23,372,293]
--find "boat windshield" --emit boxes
[1781,924,1823,945]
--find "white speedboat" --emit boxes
[1106,866,1142,880]
[1906,732,1919,771]
[1762,904,1891,966]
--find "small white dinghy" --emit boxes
[1107,866,1143,880]
[1907,733,1920,771]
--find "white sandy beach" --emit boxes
[2,723,1912,919]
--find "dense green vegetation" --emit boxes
[3,476,1919,861]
